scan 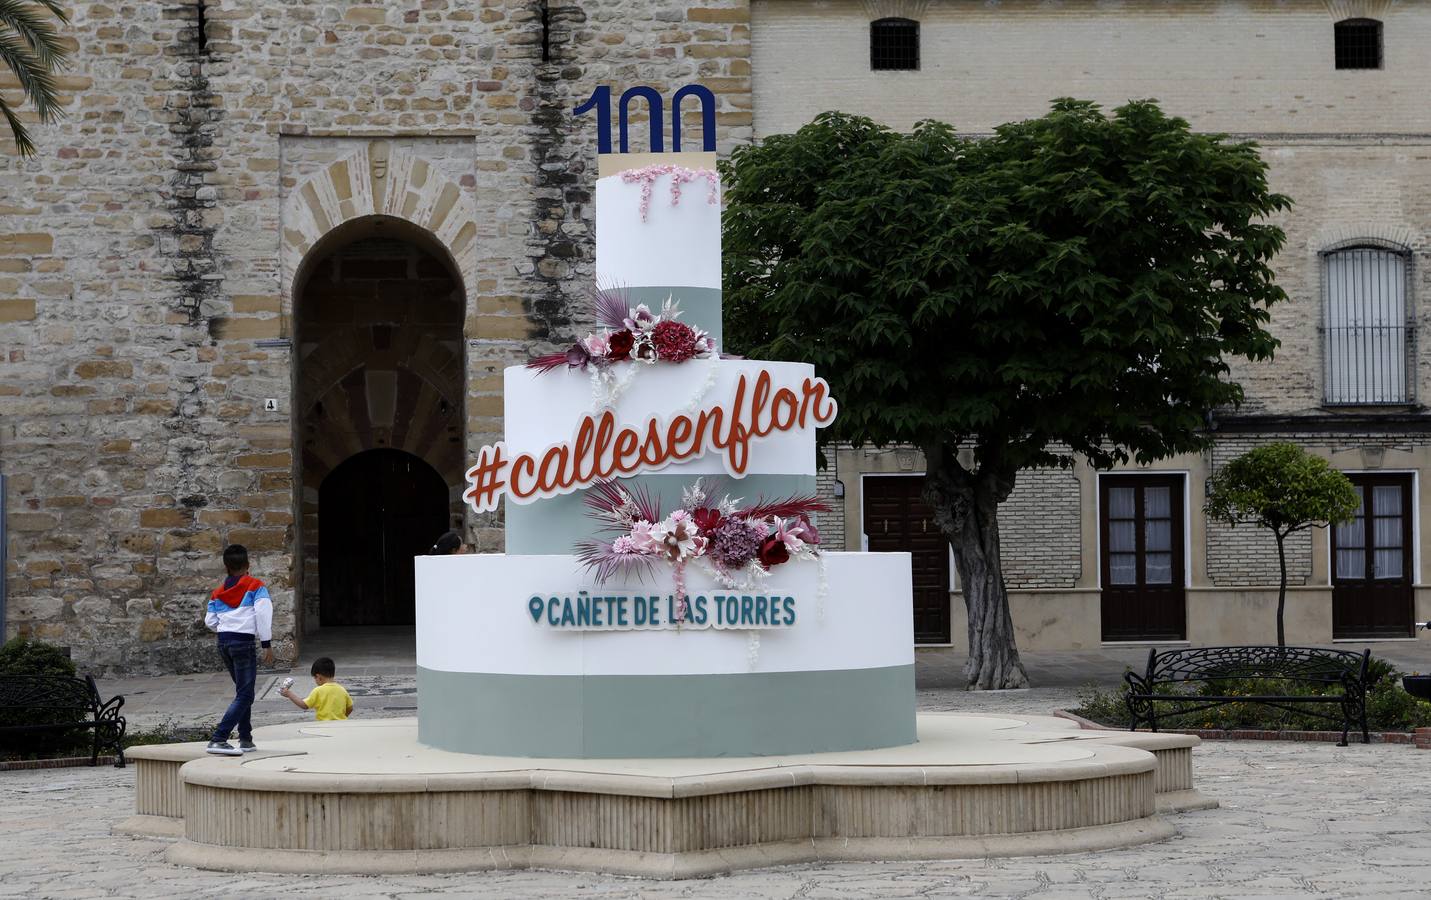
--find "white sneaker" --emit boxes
[206,741,243,756]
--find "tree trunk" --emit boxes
[1274,530,1287,648]
[923,446,1030,690]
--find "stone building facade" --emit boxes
[0,0,753,673]
[3,0,1430,672]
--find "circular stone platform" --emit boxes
[123,713,1212,878]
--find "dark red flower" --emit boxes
[651,319,698,362]
[693,507,722,535]
[607,329,634,360]
[758,535,790,567]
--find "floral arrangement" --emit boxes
[619,164,720,222]
[526,286,721,409]
[529,287,716,373]
[575,478,827,623]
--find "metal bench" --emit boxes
[1123,645,1370,747]
[0,674,127,767]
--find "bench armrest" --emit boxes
[96,694,124,721]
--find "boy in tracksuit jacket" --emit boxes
[204,544,274,756]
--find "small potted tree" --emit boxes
[1205,443,1359,647]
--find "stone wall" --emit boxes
[0,0,753,674]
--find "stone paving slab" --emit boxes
[3,731,1430,897]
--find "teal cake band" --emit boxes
[417,663,917,758]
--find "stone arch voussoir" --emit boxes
[1320,0,1394,22]
[281,144,478,305]
[863,0,929,21]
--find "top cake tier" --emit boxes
[594,152,722,345]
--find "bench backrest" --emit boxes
[0,675,100,714]
[1143,646,1369,687]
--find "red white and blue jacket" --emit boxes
[205,575,273,647]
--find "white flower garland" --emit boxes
[680,351,723,415]
[816,553,828,623]
[746,630,760,671]
[589,361,639,410]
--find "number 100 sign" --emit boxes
[573,84,717,155]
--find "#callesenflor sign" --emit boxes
[463,369,837,514]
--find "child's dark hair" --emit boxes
[311,657,336,678]
[430,531,463,555]
[223,544,249,575]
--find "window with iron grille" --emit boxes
[1323,245,1412,405]
[1335,18,1382,69]
[871,18,919,71]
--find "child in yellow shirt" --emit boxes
[278,656,353,720]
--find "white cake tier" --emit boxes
[595,168,721,290]
[502,360,830,485]
[414,551,916,757]
[417,552,912,677]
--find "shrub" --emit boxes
[0,637,88,759]
[1071,656,1431,733]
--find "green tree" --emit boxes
[1205,443,1359,647]
[722,101,1290,688]
[0,0,70,158]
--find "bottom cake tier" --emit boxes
[415,551,916,758]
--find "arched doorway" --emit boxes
[294,216,466,632]
[319,449,448,626]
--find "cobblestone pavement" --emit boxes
[13,637,1427,897]
[5,712,1431,898]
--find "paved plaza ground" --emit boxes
[4,636,1431,898]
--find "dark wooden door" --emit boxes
[1100,474,1186,641]
[1333,474,1415,639]
[319,449,449,626]
[864,475,951,644]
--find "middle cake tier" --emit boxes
[503,360,825,555]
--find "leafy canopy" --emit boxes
[722,101,1290,477]
[1205,442,1360,537]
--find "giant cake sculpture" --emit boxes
[415,151,917,758]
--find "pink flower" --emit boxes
[623,304,656,332]
[792,515,821,546]
[773,518,806,555]
[582,332,609,356]
[611,535,642,555]
[629,521,662,554]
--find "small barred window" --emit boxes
[1335,18,1382,70]
[871,18,919,71]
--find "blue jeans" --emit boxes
[213,633,257,743]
